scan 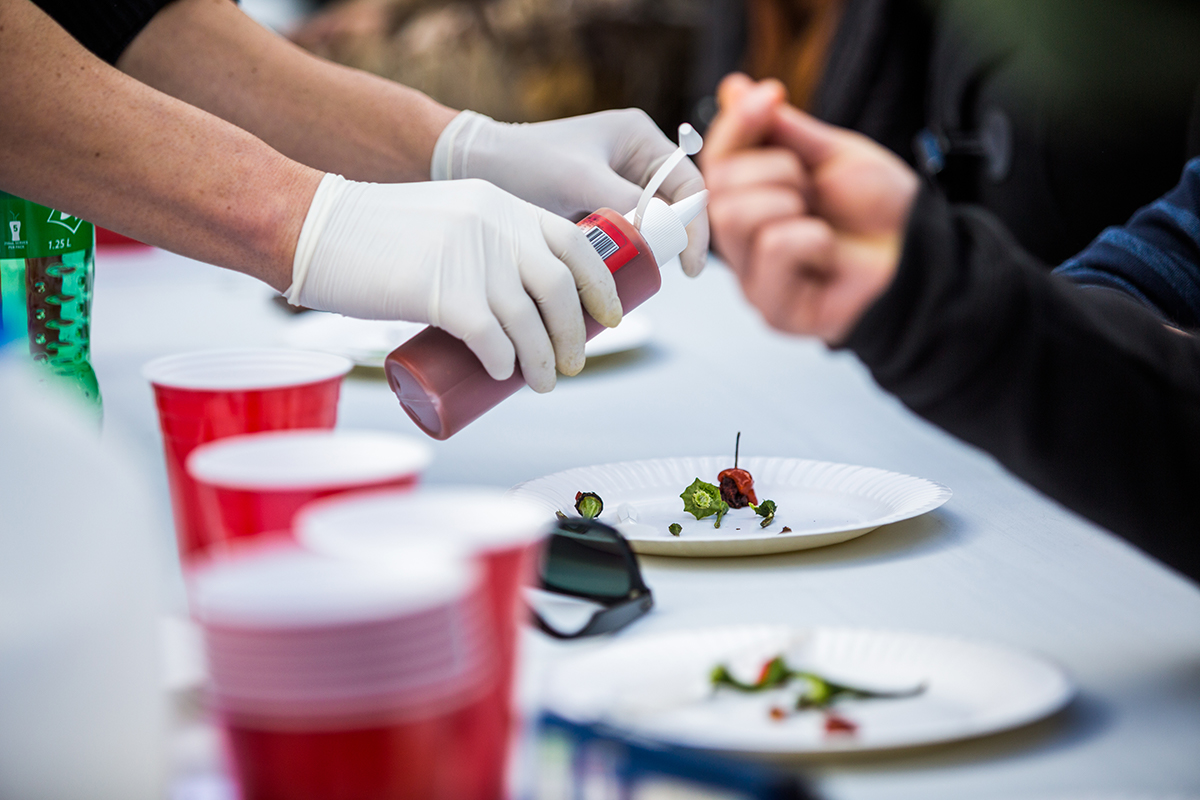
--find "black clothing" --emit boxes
[844,185,1200,583]
[33,0,179,64]
[815,0,1200,266]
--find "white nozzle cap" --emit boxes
[624,190,709,267]
[678,123,703,156]
[634,123,705,228]
[670,190,709,227]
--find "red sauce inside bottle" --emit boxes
[385,208,662,440]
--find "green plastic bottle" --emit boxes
[1,191,101,418]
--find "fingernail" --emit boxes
[743,84,781,115]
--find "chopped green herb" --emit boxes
[711,654,926,710]
[669,523,682,536]
[680,478,729,528]
[574,491,603,519]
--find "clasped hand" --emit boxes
[701,74,920,344]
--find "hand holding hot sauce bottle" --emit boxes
[385,125,709,440]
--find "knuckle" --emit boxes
[613,107,656,130]
[459,179,508,210]
[547,267,579,299]
[707,199,738,237]
[497,294,543,331]
[455,316,498,344]
[754,223,793,261]
[782,153,806,183]
[488,292,525,323]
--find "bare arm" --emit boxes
[116,0,458,182]
[0,0,321,290]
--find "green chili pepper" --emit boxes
[753,499,777,528]
[574,491,603,519]
[681,478,729,528]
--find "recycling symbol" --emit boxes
[46,208,84,235]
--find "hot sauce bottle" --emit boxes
[385,126,708,440]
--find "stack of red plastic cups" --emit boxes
[190,541,497,800]
[185,429,432,562]
[295,488,551,800]
[143,348,353,562]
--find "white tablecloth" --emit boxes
[91,245,1200,800]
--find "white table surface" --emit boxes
[90,245,1200,800]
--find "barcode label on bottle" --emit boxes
[585,225,620,260]
[578,213,639,272]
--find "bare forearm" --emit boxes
[0,0,320,290]
[117,0,458,182]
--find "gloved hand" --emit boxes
[431,109,709,277]
[286,174,622,392]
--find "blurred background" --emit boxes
[244,0,842,136]
[251,0,1200,268]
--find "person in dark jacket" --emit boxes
[813,0,1200,266]
[702,74,1200,583]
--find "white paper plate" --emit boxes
[1009,796,1200,800]
[278,313,424,368]
[542,625,1073,754]
[583,312,653,358]
[279,311,652,368]
[510,457,951,556]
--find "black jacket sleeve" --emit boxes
[812,0,932,166]
[32,0,179,64]
[844,185,1200,582]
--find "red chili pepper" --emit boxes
[769,706,788,722]
[718,468,758,508]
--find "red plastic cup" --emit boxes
[190,541,496,800]
[295,489,550,800]
[96,226,149,248]
[144,349,353,563]
[185,430,432,563]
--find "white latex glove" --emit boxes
[431,109,709,277]
[286,174,621,393]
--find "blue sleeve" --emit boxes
[1054,157,1200,329]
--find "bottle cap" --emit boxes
[628,124,710,266]
[625,191,709,268]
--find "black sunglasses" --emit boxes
[531,518,654,639]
